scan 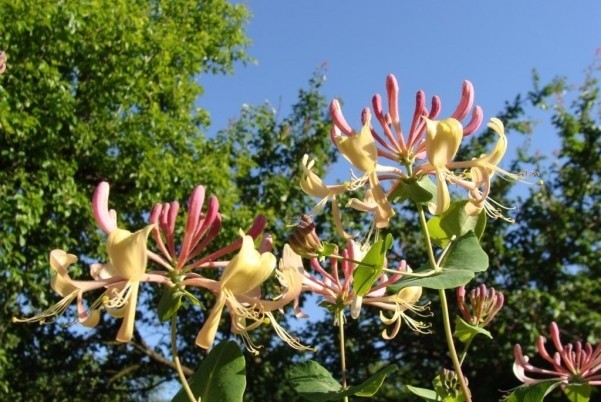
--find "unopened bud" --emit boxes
[288,215,324,258]
[457,284,504,327]
[437,368,469,398]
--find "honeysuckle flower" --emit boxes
[232,244,313,353]
[90,224,155,342]
[14,182,172,341]
[415,117,519,217]
[194,232,277,349]
[13,250,107,327]
[330,74,483,165]
[89,181,160,342]
[421,117,464,215]
[318,75,485,232]
[330,108,395,229]
[456,284,504,327]
[298,239,429,338]
[300,154,354,238]
[513,322,601,386]
[148,185,267,272]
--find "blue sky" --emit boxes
[200,0,601,162]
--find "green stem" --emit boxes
[171,315,197,402]
[459,338,473,366]
[337,309,349,402]
[416,203,471,401]
[439,289,471,402]
[417,205,440,272]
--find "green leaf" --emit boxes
[427,201,487,248]
[388,267,475,291]
[157,288,183,322]
[504,381,562,402]
[285,361,342,401]
[353,234,393,297]
[390,176,437,204]
[388,232,488,291]
[439,232,488,273]
[453,317,492,343]
[349,364,398,397]
[286,360,398,401]
[319,242,338,258]
[405,385,441,401]
[171,341,246,402]
[564,383,592,402]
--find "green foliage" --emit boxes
[504,381,561,402]
[427,201,487,248]
[285,360,398,401]
[171,341,246,402]
[388,231,488,291]
[353,233,393,297]
[0,0,250,399]
[453,317,492,344]
[390,176,437,204]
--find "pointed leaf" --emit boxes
[453,317,492,344]
[405,385,441,401]
[427,201,487,248]
[387,267,475,291]
[353,234,393,297]
[319,242,338,258]
[171,341,246,402]
[286,360,342,401]
[504,381,561,402]
[347,364,398,397]
[157,288,183,322]
[387,232,487,291]
[286,361,398,401]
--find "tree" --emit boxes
[0,1,250,399]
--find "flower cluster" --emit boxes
[15,182,308,352]
[289,215,429,339]
[301,74,518,238]
[513,322,601,386]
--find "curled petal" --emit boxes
[106,225,154,280]
[50,250,79,297]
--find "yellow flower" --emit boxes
[92,225,154,342]
[334,114,378,173]
[423,117,464,215]
[195,233,276,349]
[419,117,517,218]
[13,250,102,327]
[300,155,354,238]
[366,285,430,339]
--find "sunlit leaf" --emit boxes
[453,317,492,344]
[427,201,487,248]
[353,234,393,296]
[390,176,437,204]
[286,360,397,401]
[388,232,488,291]
[504,380,561,402]
[564,383,591,402]
[157,288,183,322]
[171,341,246,402]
